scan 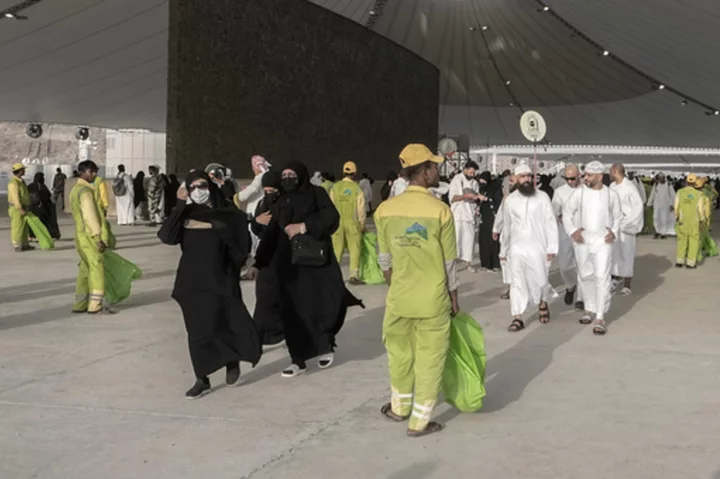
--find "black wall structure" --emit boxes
[167,0,440,178]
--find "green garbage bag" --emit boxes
[442,312,487,413]
[104,251,142,305]
[358,232,385,285]
[25,212,54,250]
[698,230,718,261]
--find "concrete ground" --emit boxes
[1,216,719,479]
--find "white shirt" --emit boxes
[552,183,580,226]
[499,190,558,258]
[236,171,266,215]
[359,178,373,204]
[389,177,408,197]
[562,185,622,241]
[448,174,479,222]
[610,178,645,235]
[647,182,675,209]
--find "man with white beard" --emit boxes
[647,173,676,239]
[449,161,483,271]
[552,164,583,309]
[609,163,645,295]
[562,161,622,336]
[493,174,517,300]
[499,164,558,332]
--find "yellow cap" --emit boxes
[399,144,444,168]
[343,161,357,174]
[12,162,24,173]
[686,173,697,184]
[695,176,706,187]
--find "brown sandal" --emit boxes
[539,302,550,324]
[407,421,444,437]
[508,319,525,332]
[381,403,408,422]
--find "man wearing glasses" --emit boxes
[551,164,583,310]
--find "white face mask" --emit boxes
[190,189,210,205]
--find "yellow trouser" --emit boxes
[676,223,700,267]
[332,222,361,278]
[74,235,105,313]
[383,311,451,431]
[8,208,29,248]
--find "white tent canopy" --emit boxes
[1,0,720,156]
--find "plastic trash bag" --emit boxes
[104,251,142,305]
[698,230,718,261]
[442,312,487,413]
[358,232,385,285]
[25,212,54,250]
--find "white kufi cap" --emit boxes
[514,163,532,175]
[585,161,605,174]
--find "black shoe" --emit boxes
[660,235,667,240]
[675,263,684,268]
[654,234,660,239]
[564,288,575,306]
[226,363,241,386]
[348,277,365,286]
[575,301,585,312]
[185,378,211,399]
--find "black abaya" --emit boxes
[254,162,363,365]
[28,178,61,240]
[158,176,261,378]
[478,177,503,271]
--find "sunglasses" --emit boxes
[188,183,209,192]
[563,176,578,181]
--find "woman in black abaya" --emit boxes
[28,172,61,240]
[477,171,503,272]
[251,161,363,378]
[251,170,285,346]
[158,170,261,399]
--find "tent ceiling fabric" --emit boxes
[1,0,720,151]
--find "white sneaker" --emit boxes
[281,364,307,378]
[318,353,335,369]
[467,265,477,273]
[619,287,632,296]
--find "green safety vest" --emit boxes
[331,179,361,222]
[676,187,701,228]
[70,181,98,238]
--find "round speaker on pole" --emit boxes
[26,123,43,139]
[75,127,90,141]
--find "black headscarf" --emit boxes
[33,172,45,185]
[262,170,282,189]
[479,171,492,184]
[134,171,146,204]
[273,161,317,227]
[178,170,250,269]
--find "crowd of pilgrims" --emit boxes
[17,155,717,401]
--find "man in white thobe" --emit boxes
[609,163,645,295]
[449,161,482,271]
[562,161,622,336]
[647,173,676,238]
[359,173,374,214]
[499,164,558,332]
[114,164,135,225]
[628,171,646,204]
[552,164,583,308]
[389,170,409,197]
[493,174,517,300]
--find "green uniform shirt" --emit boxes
[70,179,102,238]
[374,185,457,318]
[675,187,708,228]
[321,180,334,193]
[330,178,365,224]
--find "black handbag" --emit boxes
[291,234,329,267]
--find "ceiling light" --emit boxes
[715,110,719,116]
[543,5,550,11]
[509,101,515,107]
[4,12,15,18]
[681,100,688,106]
[602,50,610,56]
[505,80,511,86]
[657,84,665,90]
[482,25,488,31]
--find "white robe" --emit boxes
[610,178,645,278]
[500,190,559,316]
[359,178,373,213]
[631,177,647,204]
[429,181,450,200]
[552,184,580,290]
[562,185,622,320]
[389,177,408,197]
[647,182,676,236]
[449,175,479,263]
[114,172,135,225]
[492,201,510,285]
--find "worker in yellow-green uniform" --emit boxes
[7,163,34,252]
[330,162,366,285]
[696,176,718,260]
[71,161,109,314]
[93,175,116,249]
[374,144,460,438]
[320,172,334,193]
[674,173,709,269]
